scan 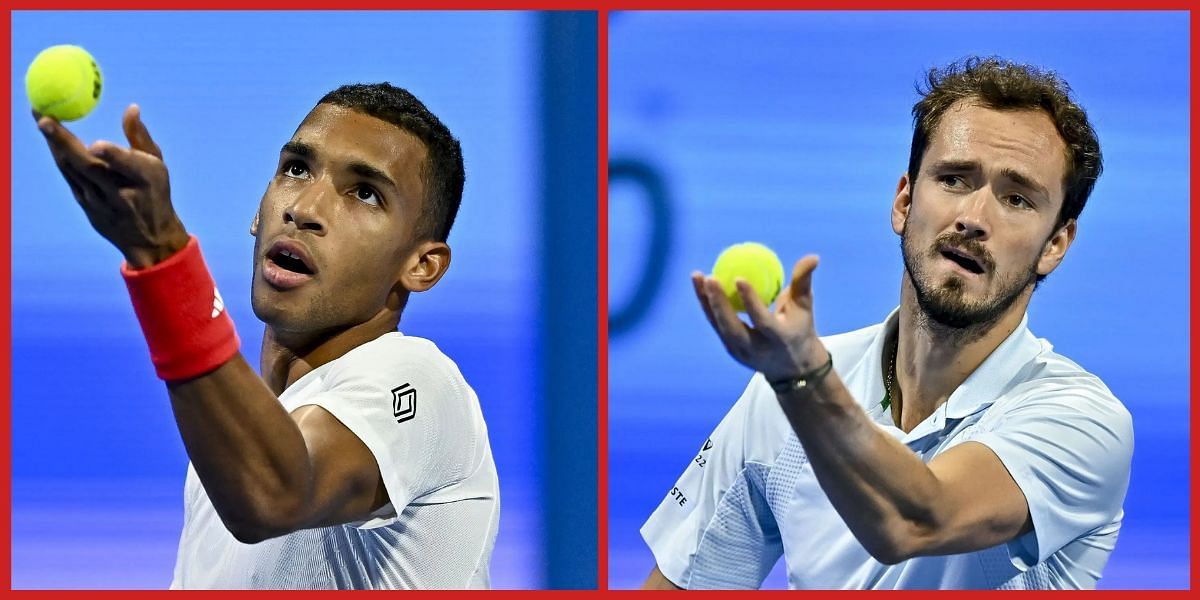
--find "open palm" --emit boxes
[692,255,827,383]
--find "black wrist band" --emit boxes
[768,351,834,394]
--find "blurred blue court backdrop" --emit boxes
[609,12,1189,590]
[12,11,597,589]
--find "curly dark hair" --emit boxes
[907,57,1102,231]
[318,83,465,243]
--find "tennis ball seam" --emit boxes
[26,46,101,121]
[712,242,785,312]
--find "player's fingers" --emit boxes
[691,272,718,329]
[41,137,89,200]
[33,118,120,220]
[37,117,115,183]
[57,162,88,202]
[38,117,102,166]
[123,104,163,160]
[60,160,118,219]
[786,255,820,304]
[41,134,106,199]
[90,140,148,183]
[703,277,753,352]
[737,279,775,333]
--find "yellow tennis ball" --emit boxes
[712,242,785,312]
[25,45,103,122]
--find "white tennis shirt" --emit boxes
[642,309,1133,589]
[170,332,499,589]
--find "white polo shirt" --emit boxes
[170,332,499,589]
[642,309,1133,589]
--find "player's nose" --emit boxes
[953,193,989,240]
[284,181,330,234]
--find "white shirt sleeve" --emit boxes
[640,374,788,589]
[295,337,484,528]
[970,385,1134,568]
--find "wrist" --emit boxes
[121,235,240,381]
[764,340,829,383]
[794,341,830,374]
[123,228,190,270]
[768,346,833,394]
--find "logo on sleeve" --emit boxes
[391,383,417,423]
[211,288,225,318]
[669,486,688,507]
[694,438,714,468]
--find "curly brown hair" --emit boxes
[907,57,1102,230]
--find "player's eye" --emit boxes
[354,185,381,207]
[939,174,967,189]
[281,161,310,179]
[1006,194,1031,209]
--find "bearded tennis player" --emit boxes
[641,57,1133,590]
[34,83,499,589]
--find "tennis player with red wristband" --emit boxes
[33,84,499,589]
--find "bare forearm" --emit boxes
[167,355,312,539]
[775,351,941,562]
[692,260,1029,564]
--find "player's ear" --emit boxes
[399,241,452,293]
[891,173,912,235]
[250,212,259,237]
[1036,218,1077,277]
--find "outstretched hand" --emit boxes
[35,104,189,268]
[692,255,829,383]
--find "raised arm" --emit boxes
[35,109,387,543]
[691,258,1030,564]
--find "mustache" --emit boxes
[931,232,994,272]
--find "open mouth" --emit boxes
[262,240,318,290]
[269,249,314,275]
[265,240,317,277]
[940,249,984,275]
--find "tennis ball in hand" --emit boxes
[712,242,785,312]
[25,45,103,122]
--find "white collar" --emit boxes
[862,307,1043,438]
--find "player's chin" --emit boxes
[250,295,308,332]
[938,266,990,290]
[251,281,308,321]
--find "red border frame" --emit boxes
[2,6,12,595]
[6,3,1197,594]
[600,5,1197,593]
[598,8,612,591]
[6,1,1195,7]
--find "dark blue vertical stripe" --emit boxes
[539,10,599,590]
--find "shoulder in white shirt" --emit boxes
[171,331,500,590]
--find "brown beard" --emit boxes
[901,224,1037,333]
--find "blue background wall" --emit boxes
[608,11,1189,589]
[11,10,596,589]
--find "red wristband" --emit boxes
[121,236,240,381]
